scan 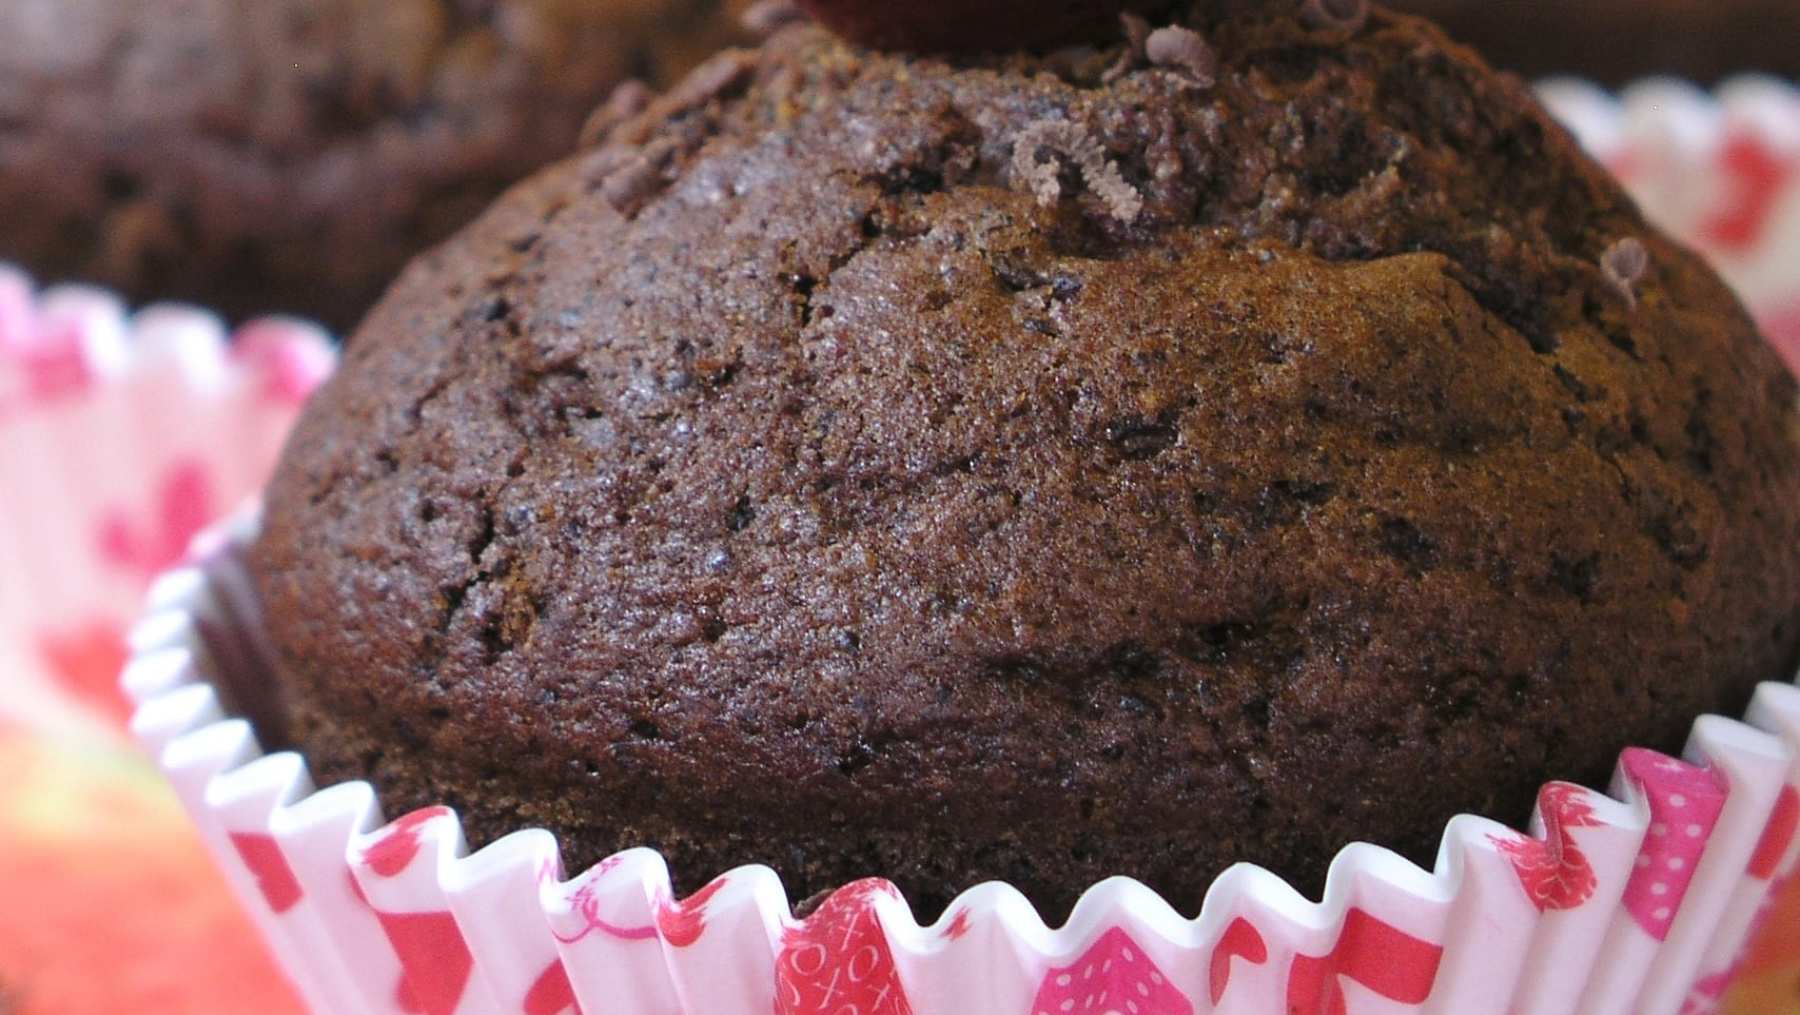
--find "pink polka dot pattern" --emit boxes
[1031,927,1194,1015]
[1621,748,1729,941]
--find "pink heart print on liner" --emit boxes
[658,875,732,949]
[121,510,1800,1015]
[97,459,217,582]
[0,264,332,737]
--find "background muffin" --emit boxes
[253,5,1800,920]
[0,0,752,331]
[1394,0,1800,85]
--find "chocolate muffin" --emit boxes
[253,4,1800,919]
[1393,0,1800,85]
[0,0,753,331]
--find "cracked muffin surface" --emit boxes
[0,0,751,330]
[252,5,1800,918]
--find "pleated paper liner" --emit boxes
[0,264,330,733]
[1538,75,1800,374]
[120,506,1800,1015]
[93,75,1800,1015]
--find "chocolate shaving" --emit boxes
[663,50,758,119]
[578,79,654,148]
[1299,0,1369,32]
[1145,25,1217,87]
[740,0,807,36]
[599,137,679,217]
[1601,237,1650,310]
[1103,12,1153,83]
[1009,119,1144,224]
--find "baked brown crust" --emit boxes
[254,7,1800,918]
[0,0,751,330]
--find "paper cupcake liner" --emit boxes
[121,514,1800,1015]
[19,75,1784,1015]
[1538,75,1800,373]
[0,264,330,733]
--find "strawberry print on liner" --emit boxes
[777,879,912,1015]
[1620,749,1729,940]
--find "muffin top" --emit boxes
[0,0,751,329]
[254,3,1800,917]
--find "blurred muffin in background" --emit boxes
[0,0,753,331]
[1395,0,1800,86]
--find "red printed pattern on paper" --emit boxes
[1208,916,1267,1005]
[656,875,730,948]
[1493,782,1603,911]
[1285,908,1443,1015]
[1620,749,1728,941]
[96,459,217,580]
[362,806,453,878]
[228,831,303,914]
[231,320,331,406]
[377,909,473,1015]
[940,908,970,941]
[1702,133,1797,251]
[1749,785,1800,880]
[776,879,912,1015]
[35,619,131,722]
[524,959,583,1015]
[1031,927,1193,1015]
[14,316,93,403]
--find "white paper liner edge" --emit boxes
[123,508,1800,1015]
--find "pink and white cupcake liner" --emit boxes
[120,524,1800,1015]
[0,74,1772,1015]
[1539,75,1800,373]
[0,264,329,734]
